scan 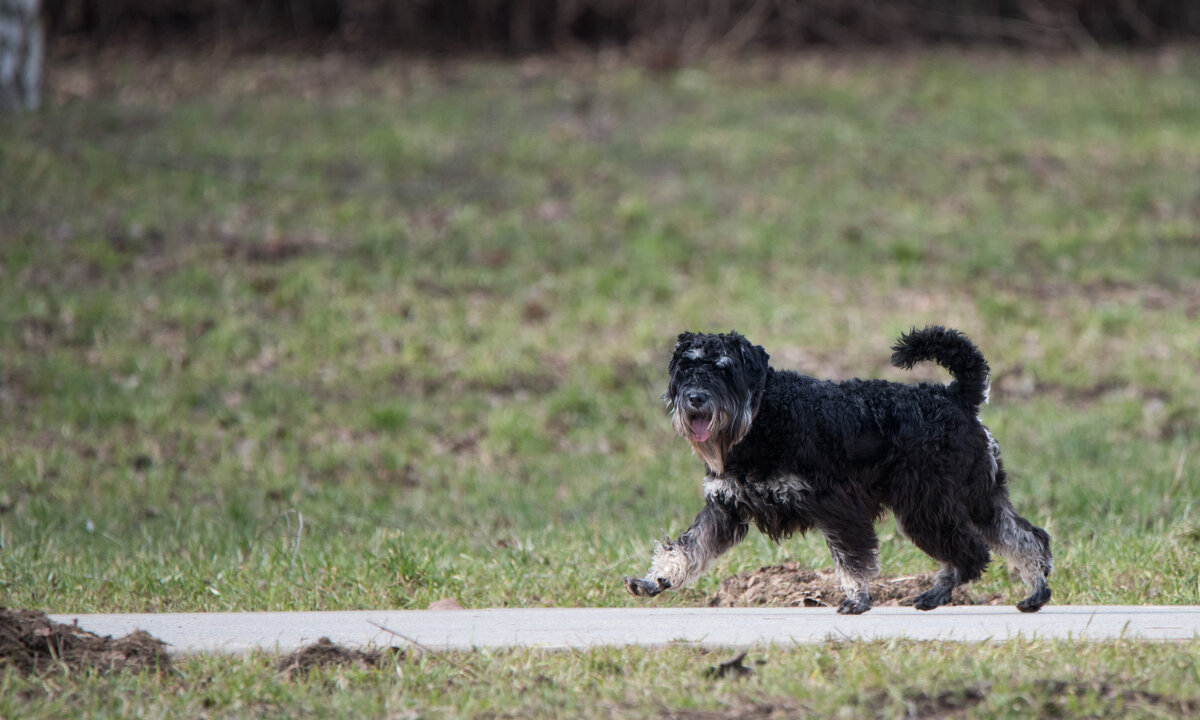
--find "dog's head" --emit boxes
[664,330,769,475]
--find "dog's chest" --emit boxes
[704,474,813,518]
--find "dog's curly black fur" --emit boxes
[624,326,1052,614]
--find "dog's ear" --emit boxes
[674,331,696,350]
[737,336,770,389]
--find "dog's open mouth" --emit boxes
[689,414,712,442]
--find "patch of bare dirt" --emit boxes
[427,597,465,610]
[708,562,1002,608]
[1033,680,1200,717]
[665,680,1199,720]
[276,637,398,679]
[665,701,796,720]
[675,685,987,720]
[896,686,989,719]
[667,698,812,720]
[0,608,172,675]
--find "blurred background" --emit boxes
[3,5,1200,719]
[2,1,1198,614]
[33,1,1200,52]
[9,2,1200,111]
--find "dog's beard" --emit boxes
[668,394,755,476]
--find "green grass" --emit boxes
[4,639,1200,719]
[2,48,1200,716]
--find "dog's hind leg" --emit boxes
[624,499,749,598]
[896,502,992,611]
[982,499,1053,612]
[909,565,963,611]
[968,433,1054,612]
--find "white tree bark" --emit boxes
[0,0,42,111]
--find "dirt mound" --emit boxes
[277,637,397,678]
[0,608,172,675]
[709,562,1003,608]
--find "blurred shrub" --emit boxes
[43,0,1200,53]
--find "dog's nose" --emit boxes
[687,391,709,408]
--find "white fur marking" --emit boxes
[704,476,736,502]
[702,474,811,506]
[982,426,999,483]
[646,541,693,588]
[992,506,1052,583]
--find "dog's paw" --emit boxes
[911,586,953,611]
[836,597,871,615]
[624,576,669,598]
[1016,584,1051,613]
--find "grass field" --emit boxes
[2,48,1200,717]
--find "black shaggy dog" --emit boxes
[624,326,1052,614]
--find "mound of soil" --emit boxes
[0,608,172,675]
[709,562,1003,608]
[277,637,396,679]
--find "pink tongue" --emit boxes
[691,418,711,442]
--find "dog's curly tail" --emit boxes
[890,325,991,411]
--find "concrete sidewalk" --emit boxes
[49,606,1200,656]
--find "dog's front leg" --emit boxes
[819,518,880,615]
[625,499,748,597]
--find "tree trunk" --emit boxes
[0,0,42,112]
